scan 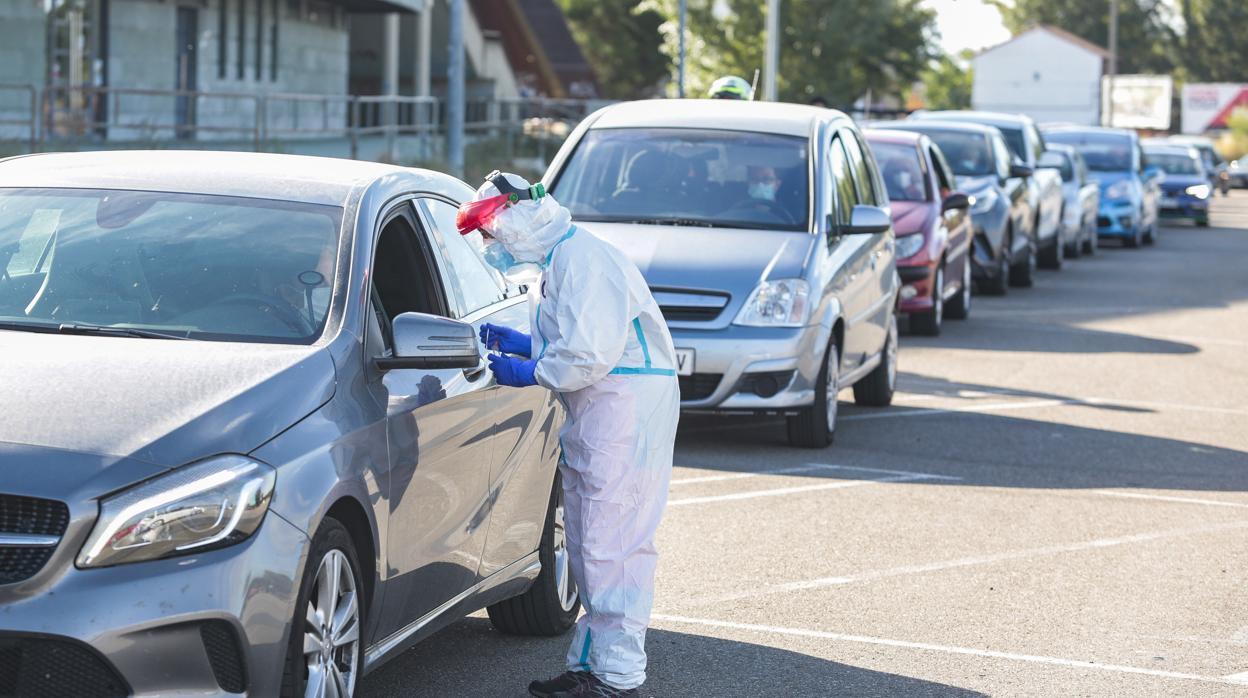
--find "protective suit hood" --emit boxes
[473,173,573,264]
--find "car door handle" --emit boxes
[464,359,488,380]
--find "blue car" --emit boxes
[1144,144,1212,227]
[1042,126,1162,248]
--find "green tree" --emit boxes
[557,0,672,99]
[1181,0,1248,82]
[988,0,1178,74]
[918,52,973,111]
[645,0,938,107]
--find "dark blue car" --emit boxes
[1042,126,1162,248]
[1144,144,1212,227]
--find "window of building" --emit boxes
[218,0,228,79]
[236,0,246,79]
[255,0,263,80]
[270,0,279,81]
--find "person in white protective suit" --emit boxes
[455,171,680,698]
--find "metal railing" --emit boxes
[0,84,38,154]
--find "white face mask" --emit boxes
[749,181,779,201]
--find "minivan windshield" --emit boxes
[551,128,809,231]
[0,188,342,344]
[909,130,995,177]
[1146,151,1202,176]
[1044,132,1134,172]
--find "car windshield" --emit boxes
[870,142,928,202]
[912,130,995,177]
[551,128,809,231]
[1044,132,1133,172]
[0,188,342,344]
[1147,152,1202,175]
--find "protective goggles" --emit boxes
[455,170,547,236]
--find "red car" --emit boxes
[865,129,974,335]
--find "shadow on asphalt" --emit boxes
[901,315,1199,355]
[360,616,984,697]
[674,372,1248,495]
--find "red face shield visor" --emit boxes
[455,193,514,236]
[456,170,548,236]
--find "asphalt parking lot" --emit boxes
[362,192,1248,697]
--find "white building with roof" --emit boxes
[972,25,1110,126]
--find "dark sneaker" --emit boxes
[529,671,594,697]
[549,674,638,697]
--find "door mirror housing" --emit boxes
[1142,165,1165,182]
[832,204,892,235]
[941,192,971,212]
[1009,163,1034,179]
[377,312,481,371]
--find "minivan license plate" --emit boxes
[674,349,694,376]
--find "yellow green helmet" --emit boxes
[708,76,752,100]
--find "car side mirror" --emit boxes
[839,204,892,235]
[376,312,481,371]
[941,192,971,212]
[1009,163,1034,178]
[1143,165,1164,182]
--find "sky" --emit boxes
[923,0,1013,55]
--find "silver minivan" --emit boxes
[545,100,900,448]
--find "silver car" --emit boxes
[0,151,574,697]
[1038,144,1100,257]
[546,100,900,448]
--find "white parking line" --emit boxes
[1094,491,1248,509]
[839,399,1067,421]
[1222,672,1248,685]
[681,520,1248,604]
[667,475,925,507]
[670,462,960,486]
[649,614,1239,686]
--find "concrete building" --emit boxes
[0,0,594,147]
[972,25,1110,126]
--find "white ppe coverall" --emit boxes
[477,176,680,690]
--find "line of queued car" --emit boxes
[0,99,1225,697]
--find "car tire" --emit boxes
[488,473,580,636]
[1197,216,1210,228]
[1038,236,1063,269]
[281,517,365,698]
[945,258,971,321]
[981,235,1010,296]
[1009,239,1035,288]
[1144,220,1158,245]
[910,266,943,336]
[853,313,897,408]
[787,341,839,449]
[1124,224,1142,248]
[1083,221,1098,256]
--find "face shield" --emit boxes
[455,170,547,237]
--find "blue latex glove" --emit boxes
[487,353,538,387]
[480,323,531,357]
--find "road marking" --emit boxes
[681,520,1248,604]
[671,462,960,487]
[1094,491,1248,510]
[650,614,1238,686]
[667,475,924,506]
[840,399,1067,421]
[1223,672,1248,685]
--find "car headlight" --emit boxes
[1186,184,1211,199]
[78,455,276,568]
[895,233,925,260]
[970,189,998,214]
[734,278,811,327]
[1105,180,1131,200]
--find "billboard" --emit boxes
[1181,83,1248,134]
[1101,75,1172,130]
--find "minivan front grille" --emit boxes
[652,289,730,324]
[0,494,69,585]
[660,305,723,322]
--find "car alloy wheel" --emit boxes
[552,492,578,613]
[933,267,944,327]
[825,344,840,434]
[961,261,971,312]
[303,549,360,698]
[885,313,898,393]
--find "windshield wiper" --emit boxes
[625,218,720,228]
[54,323,191,340]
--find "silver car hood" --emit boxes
[580,222,813,301]
[0,331,335,468]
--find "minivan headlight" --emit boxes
[78,455,276,568]
[896,233,926,260]
[734,279,811,327]
[1105,180,1131,200]
[970,189,998,214]
[1186,184,1211,199]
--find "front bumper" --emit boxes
[673,324,828,413]
[897,263,937,313]
[1158,193,1209,220]
[0,512,308,696]
[1096,200,1139,238]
